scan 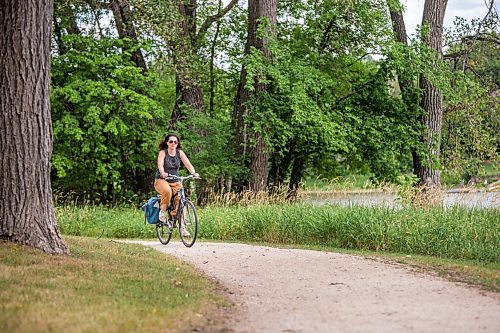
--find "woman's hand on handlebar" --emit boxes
[160,172,168,179]
[191,172,200,179]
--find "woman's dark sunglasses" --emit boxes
[168,140,178,144]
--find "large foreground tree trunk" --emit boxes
[0,0,69,254]
[234,0,277,192]
[415,0,448,188]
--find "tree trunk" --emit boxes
[415,0,448,188]
[234,0,277,192]
[287,154,305,200]
[169,0,206,129]
[168,0,238,127]
[209,0,223,118]
[53,0,81,55]
[0,0,69,254]
[387,2,417,105]
[110,0,148,72]
[387,1,422,178]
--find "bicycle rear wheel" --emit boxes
[156,221,172,245]
[178,200,198,247]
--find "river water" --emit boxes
[302,191,500,209]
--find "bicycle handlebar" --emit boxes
[164,174,200,182]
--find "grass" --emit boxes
[56,204,152,238]
[479,161,499,178]
[302,161,499,192]
[55,202,499,290]
[301,174,393,192]
[57,203,499,263]
[0,236,229,333]
[199,204,500,263]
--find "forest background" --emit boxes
[49,0,499,205]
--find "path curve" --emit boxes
[127,240,500,333]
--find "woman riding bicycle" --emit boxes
[154,134,199,235]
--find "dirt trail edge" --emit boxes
[125,241,500,333]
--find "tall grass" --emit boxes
[57,202,499,264]
[302,174,395,193]
[56,204,154,239]
[198,204,499,263]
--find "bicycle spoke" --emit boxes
[179,200,198,247]
[156,221,172,245]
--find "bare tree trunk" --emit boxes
[110,0,148,72]
[287,154,305,200]
[234,0,277,192]
[416,0,448,188]
[0,0,69,254]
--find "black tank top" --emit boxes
[155,149,181,182]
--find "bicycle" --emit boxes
[156,174,199,247]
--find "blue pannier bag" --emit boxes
[142,195,160,224]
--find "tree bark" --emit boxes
[110,0,148,72]
[168,0,239,128]
[415,0,448,188]
[170,0,206,128]
[386,1,421,177]
[0,0,69,254]
[234,0,277,192]
[209,0,223,118]
[287,154,305,200]
[53,0,81,55]
[388,3,415,103]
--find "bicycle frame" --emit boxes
[165,174,194,207]
[162,174,198,247]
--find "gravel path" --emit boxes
[127,240,500,333]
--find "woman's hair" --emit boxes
[159,133,182,150]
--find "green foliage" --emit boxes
[441,73,498,180]
[439,15,500,180]
[237,0,413,185]
[48,0,498,199]
[174,106,245,183]
[338,66,418,181]
[51,36,168,201]
[56,204,153,239]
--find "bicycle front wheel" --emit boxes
[156,221,172,245]
[178,200,198,247]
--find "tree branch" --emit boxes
[461,0,496,71]
[462,34,500,46]
[443,50,466,60]
[196,0,239,43]
[464,64,490,87]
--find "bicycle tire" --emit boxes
[156,221,172,245]
[178,200,198,247]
